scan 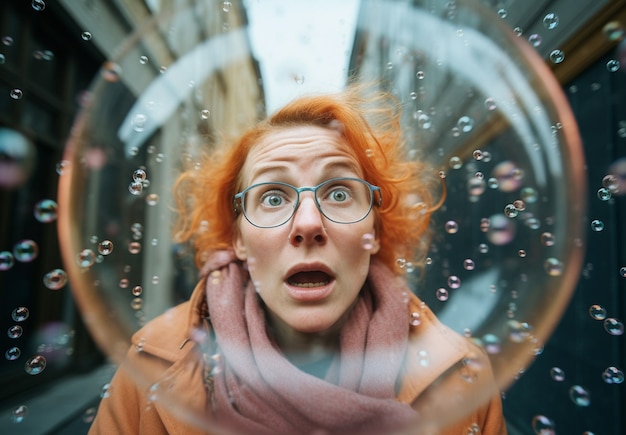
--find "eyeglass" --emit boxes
[233,177,382,228]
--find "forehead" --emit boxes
[240,125,362,184]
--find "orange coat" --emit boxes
[89,278,507,435]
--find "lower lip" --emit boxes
[284,280,335,302]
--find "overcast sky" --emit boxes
[244,0,360,113]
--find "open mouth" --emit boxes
[287,271,332,288]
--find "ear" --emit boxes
[232,232,247,261]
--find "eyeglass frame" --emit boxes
[233,177,383,228]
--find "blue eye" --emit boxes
[329,187,351,202]
[260,191,287,207]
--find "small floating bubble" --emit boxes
[528,34,542,47]
[128,242,142,254]
[101,62,121,82]
[32,0,46,11]
[602,174,619,193]
[445,220,459,234]
[146,193,159,206]
[457,116,474,133]
[436,288,449,301]
[590,219,604,232]
[543,13,559,30]
[360,233,375,251]
[497,9,507,19]
[98,240,114,255]
[9,89,23,100]
[504,204,518,218]
[603,21,625,41]
[133,169,147,182]
[484,98,497,111]
[13,240,38,263]
[76,249,96,268]
[602,366,624,384]
[7,325,23,339]
[34,199,58,223]
[607,60,621,72]
[604,318,624,335]
[569,385,591,407]
[409,312,422,326]
[550,367,565,382]
[541,232,555,246]
[139,55,148,65]
[43,269,68,290]
[447,275,461,289]
[12,307,29,322]
[6,347,21,361]
[448,156,463,169]
[0,251,15,271]
[132,286,143,297]
[11,405,28,423]
[544,258,563,276]
[549,50,565,64]
[25,355,47,375]
[597,187,612,201]
[81,31,92,41]
[620,266,626,278]
[589,304,607,320]
[201,109,211,119]
[463,259,475,270]
[129,181,143,195]
[531,415,555,435]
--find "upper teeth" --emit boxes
[290,281,329,288]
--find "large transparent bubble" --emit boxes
[58,0,586,432]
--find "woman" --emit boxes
[89,87,506,434]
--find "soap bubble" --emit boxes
[56,1,587,432]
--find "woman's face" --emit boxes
[233,125,379,335]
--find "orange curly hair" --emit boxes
[173,85,442,274]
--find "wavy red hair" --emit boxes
[173,86,442,274]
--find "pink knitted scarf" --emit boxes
[203,251,417,434]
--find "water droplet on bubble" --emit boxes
[81,31,92,41]
[13,240,38,263]
[549,50,565,64]
[544,258,563,276]
[6,347,21,360]
[128,242,142,254]
[0,251,15,270]
[528,34,542,47]
[606,60,620,72]
[602,366,624,384]
[445,220,459,234]
[10,88,23,100]
[531,415,555,434]
[589,305,607,320]
[569,385,591,407]
[33,199,58,223]
[597,187,612,201]
[43,269,68,290]
[604,318,624,335]
[76,249,96,268]
[504,204,518,218]
[97,240,114,255]
[448,156,463,169]
[543,13,559,30]
[591,219,604,232]
[447,275,461,289]
[11,405,28,423]
[436,288,449,301]
[7,325,23,339]
[457,116,474,133]
[540,232,555,246]
[25,355,46,375]
[550,367,565,381]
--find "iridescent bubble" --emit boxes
[445,220,459,234]
[81,31,92,41]
[128,242,142,254]
[98,240,114,255]
[7,325,23,339]
[133,168,147,182]
[597,187,612,201]
[0,251,15,270]
[13,240,38,263]
[513,200,526,211]
[493,161,522,192]
[528,34,542,48]
[457,116,474,133]
[480,217,490,232]
[602,366,624,384]
[10,88,23,99]
[43,268,68,290]
[544,258,563,276]
[549,50,565,64]
[128,180,143,195]
[448,156,463,169]
[550,367,565,382]
[76,249,96,268]
[589,304,607,320]
[11,405,28,423]
[486,214,515,245]
[602,174,619,193]
[569,385,591,407]
[540,232,555,246]
[5,347,21,361]
[463,259,475,271]
[543,13,559,30]
[603,21,626,41]
[2,36,14,46]
[12,307,29,322]
[482,334,501,354]
[606,59,621,72]
[531,415,555,435]
[590,219,604,232]
[467,176,486,196]
[25,355,47,375]
[447,275,461,289]
[34,199,58,223]
[505,205,520,219]
[603,318,624,335]
[507,320,532,343]
[520,187,538,203]
[101,61,121,82]
[436,288,449,301]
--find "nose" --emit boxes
[289,194,327,246]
